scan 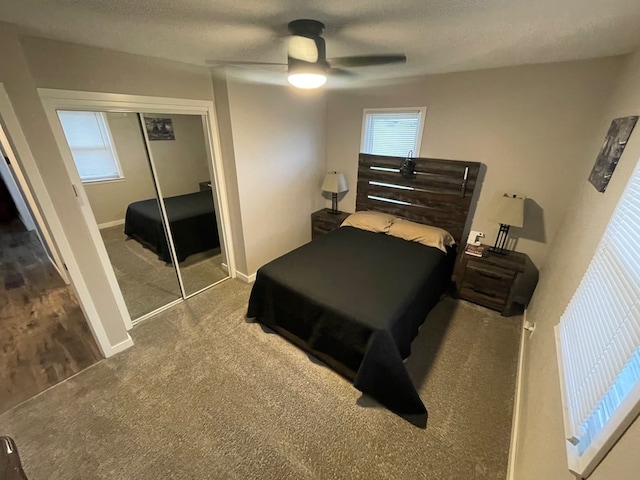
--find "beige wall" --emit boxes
[226,77,326,275]
[514,49,640,480]
[211,73,248,273]
[325,58,623,268]
[83,112,156,225]
[19,36,214,100]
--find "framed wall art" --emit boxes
[588,115,638,193]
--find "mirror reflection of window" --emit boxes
[58,111,124,183]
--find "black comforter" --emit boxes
[247,226,454,427]
[124,190,219,263]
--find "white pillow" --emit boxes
[387,219,455,253]
[341,211,395,233]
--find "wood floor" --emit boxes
[0,219,102,414]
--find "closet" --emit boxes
[57,110,228,322]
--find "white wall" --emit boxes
[81,112,211,226]
[514,49,640,480]
[225,76,326,275]
[325,58,624,268]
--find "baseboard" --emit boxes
[104,334,134,357]
[98,219,125,230]
[221,262,229,273]
[507,309,528,480]
[236,270,256,283]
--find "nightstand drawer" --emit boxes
[465,260,516,291]
[311,209,350,239]
[313,216,344,232]
[312,225,333,237]
[459,285,507,311]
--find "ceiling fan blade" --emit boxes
[328,67,355,77]
[328,54,406,68]
[206,60,287,67]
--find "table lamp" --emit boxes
[490,193,525,254]
[322,172,348,215]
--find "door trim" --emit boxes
[0,89,69,283]
[0,83,130,357]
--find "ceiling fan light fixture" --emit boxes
[287,60,327,89]
[288,72,327,89]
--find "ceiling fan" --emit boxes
[207,19,407,89]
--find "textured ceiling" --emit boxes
[2,0,640,88]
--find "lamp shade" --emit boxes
[491,193,525,227]
[322,172,348,194]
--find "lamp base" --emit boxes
[490,224,511,255]
[328,193,341,216]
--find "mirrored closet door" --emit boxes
[141,113,228,297]
[56,109,228,323]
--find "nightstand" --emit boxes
[455,247,538,316]
[311,208,350,239]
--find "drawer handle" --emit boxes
[476,270,502,280]
[471,287,497,297]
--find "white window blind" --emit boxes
[57,111,123,183]
[361,108,425,157]
[557,158,640,477]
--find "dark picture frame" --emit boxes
[144,117,175,141]
[588,116,638,193]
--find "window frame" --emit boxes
[360,107,427,157]
[555,156,640,478]
[57,110,125,184]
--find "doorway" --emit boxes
[40,91,236,327]
[0,130,101,414]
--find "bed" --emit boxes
[247,153,481,427]
[124,190,220,263]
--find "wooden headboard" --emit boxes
[356,153,482,246]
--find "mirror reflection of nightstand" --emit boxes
[199,181,212,191]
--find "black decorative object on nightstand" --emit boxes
[455,246,538,316]
[311,208,350,239]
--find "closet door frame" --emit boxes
[39,89,237,331]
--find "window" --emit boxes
[361,108,426,157]
[556,158,640,477]
[57,111,123,183]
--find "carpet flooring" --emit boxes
[0,279,520,479]
[0,219,101,414]
[100,225,228,320]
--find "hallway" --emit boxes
[0,218,101,413]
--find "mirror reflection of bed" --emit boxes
[57,110,228,322]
